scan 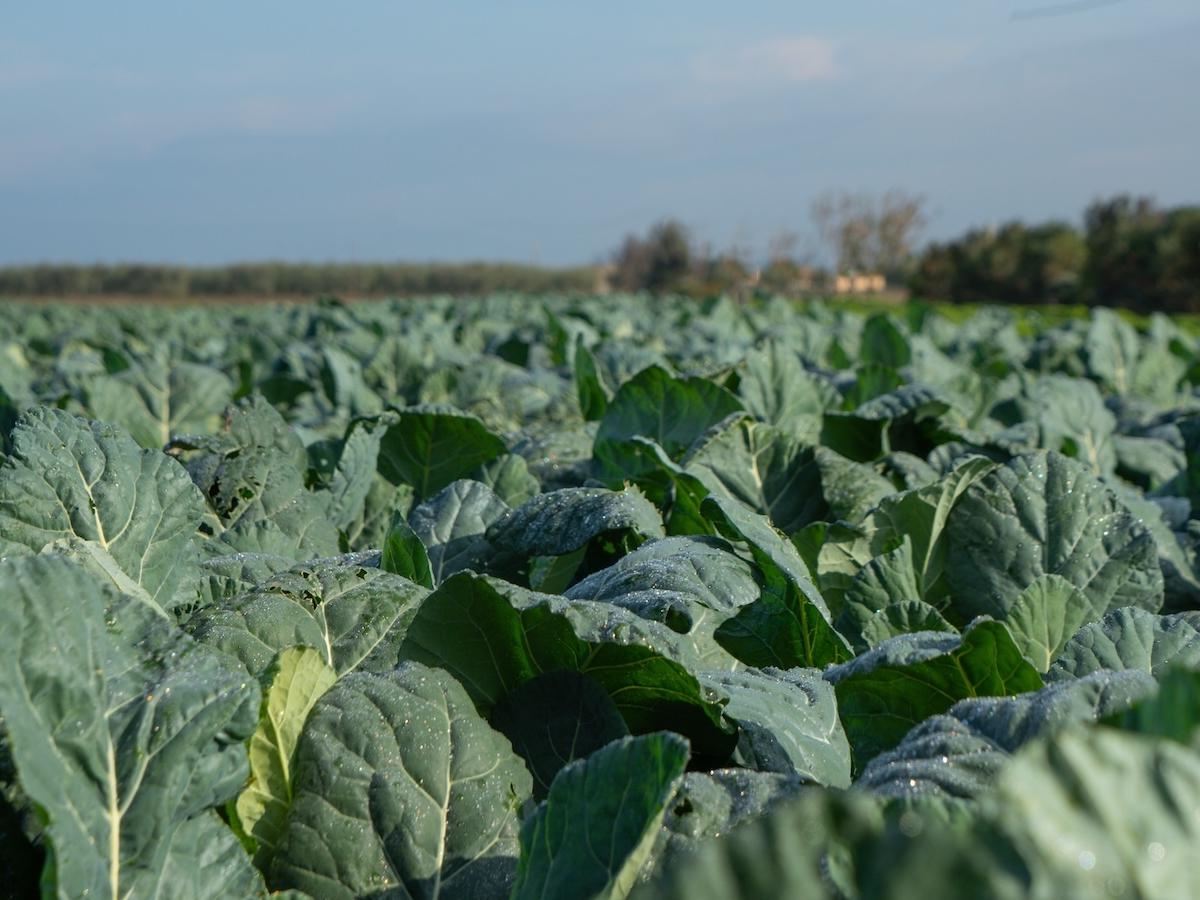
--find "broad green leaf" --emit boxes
[575,338,611,421]
[699,668,851,788]
[236,647,338,869]
[196,551,299,608]
[1118,489,1200,612]
[1084,307,1142,396]
[374,404,507,500]
[825,620,1043,769]
[684,420,826,534]
[655,769,805,867]
[513,423,596,492]
[487,486,664,560]
[844,362,904,408]
[189,561,427,677]
[84,356,234,449]
[860,599,958,648]
[174,394,309,527]
[342,475,414,554]
[325,417,385,531]
[1113,433,1185,491]
[594,365,744,484]
[813,446,896,523]
[1105,666,1200,746]
[319,344,383,416]
[0,406,206,614]
[837,538,924,648]
[944,451,1163,624]
[210,505,341,560]
[990,728,1200,898]
[565,535,757,669]
[471,452,539,506]
[738,340,836,439]
[866,454,995,601]
[382,509,434,588]
[1046,606,1200,682]
[1001,574,1093,672]
[0,556,263,899]
[272,664,533,900]
[858,669,1156,799]
[801,520,877,612]
[489,671,629,800]
[512,733,689,900]
[408,479,510,584]
[399,572,737,758]
[860,314,912,369]
[704,494,850,669]
[878,450,939,489]
[631,789,871,900]
[994,375,1117,476]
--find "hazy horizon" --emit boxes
[3,1,1198,267]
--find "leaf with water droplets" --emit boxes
[1047,606,1200,682]
[188,560,426,677]
[698,668,851,788]
[0,406,207,614]
[271,663,533,900]
[236,646,338,870]
[486,485,664,566]
[0,555,263,898]
[565,535,758,669]
[858,669,1156,799]
[825,619,1043,771]
[945,451,1163,624]
[408,479,510,585]
[1001,575,1094,672]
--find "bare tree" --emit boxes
[876,190,928,280]
[767,229,800,263]
[811,190,927,280]
[811,192,875,272]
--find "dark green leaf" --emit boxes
[512,733,689,900]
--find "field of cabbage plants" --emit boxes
[2,294,1199,899]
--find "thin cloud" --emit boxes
[691,37,838,89]
[0,56,63,92]
[1011,0,1128,21]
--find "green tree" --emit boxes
[610,219,693,293]
[1082,195,1164,310]
[1157,207,1200,312]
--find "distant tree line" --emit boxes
[609,191,929,299]
[0,261,598,299]
[6,193,1195,311]
[910,196,1200,312]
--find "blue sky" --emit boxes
[1,1,1197,265]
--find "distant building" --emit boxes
[833,272,887,295]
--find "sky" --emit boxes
[1,1,1198,266]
